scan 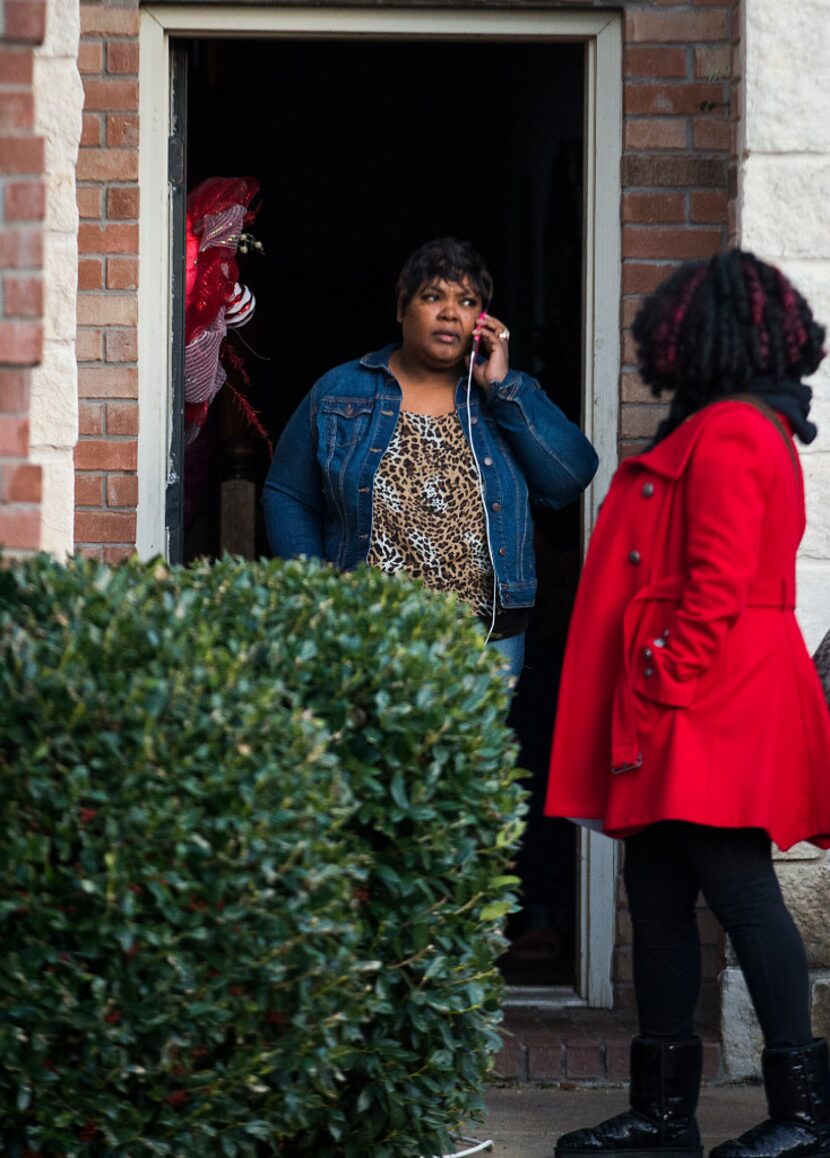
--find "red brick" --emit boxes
[107,474,138,506]
[621,403,670,439]
[4,0,47,44]
[76,328,103,361]
[622,262,680,295]
[0,368,29,410]
[78,223,138,255]
[625,118,688,150]
[77,186,102,218]
[689,188,726,222]
[625,82,727,117]
[78,402,103,435]
[625,44,688,79]
[106,257,137,290]
[0,228,42,269]
[80,112,101,147]
[4,275,42,317]
[693,118,731,151]
[623,191,685,224]
[77,366,138,398]
[527,1041,562,1082]
[621,371,652,403]
[107,186,139,219]
[75,472,104,504]
[107,41,139,75]
[80,6,140,35]
[74,439,137,471]
[0,507,40,550]
[694,43,731,79]
[0,45,33,84]
[623,225,722,260]
[606,1039,630,1082]
[492,1036,524,1081]
[0,92,35,134]
[106,114,139,149]
[622,328,637,365]
[77,293,136,327]
[621,298,644,329]
[0,135,43,174]
[106,402,138,435]
[0,320,41,363]
[77,39,103,74]
[82,78,138,112]
[74,509,136,543]
[626,9,728,43]
[5,179,45,221]
[78,257,103,290]
[564,1039,602,1081]
[0,415,29,455]
[78,545,104,561]
[623,154,727,187]
[75,148,137,181]
[105,328,137,362]
[3,462,41,503]
[104,545,135,564]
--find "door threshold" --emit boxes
[503,985,587,1009]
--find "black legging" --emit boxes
[623,822,812,1049]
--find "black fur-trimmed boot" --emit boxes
[710,1039,830,1158]
[554,1037,703,1158]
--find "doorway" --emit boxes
[139,5,621,1005]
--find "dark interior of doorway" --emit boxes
[184,36,584,987]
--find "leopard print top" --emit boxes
[366,409,493,614]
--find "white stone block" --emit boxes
[741,158,830,262]
[42,232,78,344]
[29,447,76,559]
[801,454,830,559]
[775,858,830,968]
[797,559,830,653]
[44,169,78,236]
[773,842,829,862]
[37,0,80,59]
[720,966,763,1080]
[813,974,830,1042]
[34,57,83,171]
[29,341,78,449]
[745,0,830,154]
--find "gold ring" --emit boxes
[498,328,510,341]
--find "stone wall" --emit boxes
[30,0,83,555]
[720,0,830,1079]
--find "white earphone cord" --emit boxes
[465,352,499,647]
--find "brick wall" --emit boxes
[76,2,138,562]
[0,0,45,553]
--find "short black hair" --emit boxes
[633,248,826,442]
[396,237,493,313]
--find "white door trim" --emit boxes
[138,4,621,1006]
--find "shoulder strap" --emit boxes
[729,393,800,485]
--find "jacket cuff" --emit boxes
[487,371,526,403]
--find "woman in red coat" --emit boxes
[546,251,830,1158]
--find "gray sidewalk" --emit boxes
[479,1083,766,1158]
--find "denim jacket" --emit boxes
[263,344,599,609]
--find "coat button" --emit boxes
[644,667,654,679]
[344,404,353,415]
[643,647,653,659]
[628,550,641,565]
[492,502,501,512]
[654,637,666,649]
[471,416,479,425]
[498,547,506,556]
[642,482,655,498]
[483,456,494,467]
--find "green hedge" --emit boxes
[0,555,525,1157]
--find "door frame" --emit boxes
[138,3,621,1007]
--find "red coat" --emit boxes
[545,400,830,851]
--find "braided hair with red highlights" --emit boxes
[632,249,825,444]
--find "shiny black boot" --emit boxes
[554,1037,703,1158]
[710,1039,830,1158]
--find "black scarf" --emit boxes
[746,376,817,445]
